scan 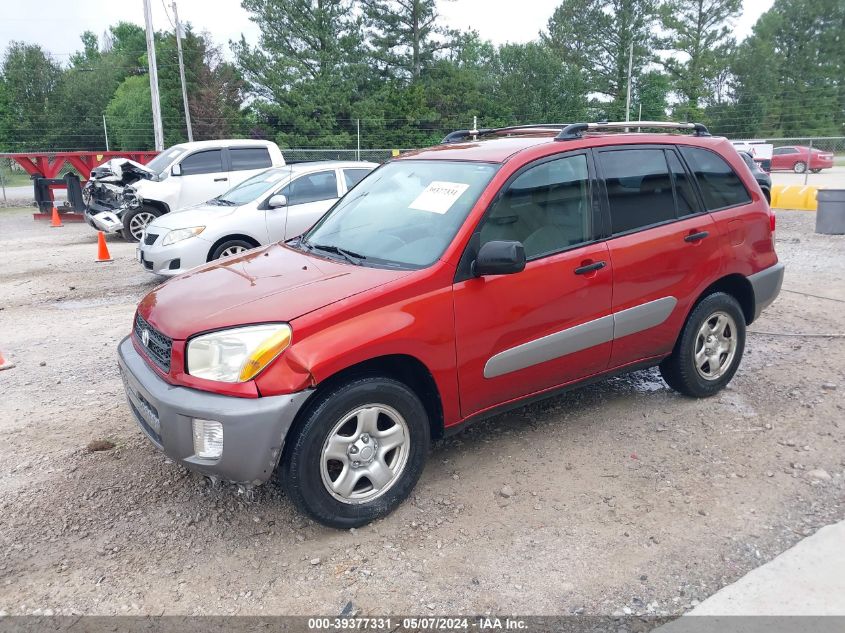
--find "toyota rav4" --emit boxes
[118,121,784,528]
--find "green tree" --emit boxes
[105,75,154,150]
[496,42,589,124]
[720,0,844,137]
[361,0,457,80]
[234,0,370,148]
[660,0,742,122]
[0,42,63,151]
[545,0,661,120]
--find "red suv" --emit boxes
[119,122,784,528]
[770,145,834,173]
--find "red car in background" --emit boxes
[771,145,835,173]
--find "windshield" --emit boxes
[301,160,497,268]
[145,147,187,175]
[216,167,292,206]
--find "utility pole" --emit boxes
[625,40,634,125]
[102,115,110,151]
[172,1,193,142]
[143,0,164,150]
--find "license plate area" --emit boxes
[120,368,162,443]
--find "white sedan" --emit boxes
[137,160,377,276]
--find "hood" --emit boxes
[138,243,412,340]
[147,203,236,231]
[91,159,156,185]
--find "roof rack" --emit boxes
[555,121,711,141]
[441,123,571,144]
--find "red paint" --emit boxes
[0,151,159,215]
[770,146,834,172]
[132,132,778,429]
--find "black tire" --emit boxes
[659,292,746,398]
[793,161,807,174]
[810,168,822,174]
[280,376,430,529]
[121,205,162,242]
[210,239,256,261]
[761,187,771,204]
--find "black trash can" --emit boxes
[816,190,845,235]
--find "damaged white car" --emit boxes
[83,139,285,241]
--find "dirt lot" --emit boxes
[0,208,843,617]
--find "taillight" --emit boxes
[770,212,776,233]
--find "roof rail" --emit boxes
[555,121,711,141]
[441,123,571,144]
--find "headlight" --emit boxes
[162,226,205,246]
[186,324,292,383]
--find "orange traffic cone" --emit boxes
[0,349,14,371]
[95,231,113,263]
[50,206,63,228]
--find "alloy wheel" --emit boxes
[220,245,248,257]
[130,212,156,241]
[694,311,738,381]
[320,404,410,504]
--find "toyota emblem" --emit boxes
[141,329,150,347]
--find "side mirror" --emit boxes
[472,240,526,277]
[171,163,182,176]
[268,194,288,208]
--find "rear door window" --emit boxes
[599,149,676,235]
[666,150,700,217]
[680,147,751,211]
[180,150,224,175]
[229,147,272,171]
[282,171,339,205]
[343,168,372,189]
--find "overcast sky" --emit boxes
[2,0,775,62]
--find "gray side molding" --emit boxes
[484,315,614,379]
[613,296,678,339]
[483,296,679,379]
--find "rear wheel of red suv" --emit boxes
[793,161,807,174]
[280,376,430,528]
[659,293,746,398]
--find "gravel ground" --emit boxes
[0,207,843,617]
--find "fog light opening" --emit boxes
[192,419,223,459]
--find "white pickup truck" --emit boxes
[84,139,285,241]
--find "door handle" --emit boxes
[214,177,228,182]
[574,260,606,275]
[684,231,709,243]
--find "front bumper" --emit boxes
[137,234,210,276]
[84,207,125,233]
[118,336,312,485]
[748,261,785,321]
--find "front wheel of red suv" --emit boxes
[280,376,430,529]
[659,293,746,398]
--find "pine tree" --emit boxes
[361,0,457,81]
[660,0,742,122]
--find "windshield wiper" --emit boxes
[215,198,238,206]
[309,242,366,265]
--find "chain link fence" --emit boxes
[283,148,410,163]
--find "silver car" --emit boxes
[137,161,377,276]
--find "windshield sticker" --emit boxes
[409,181,470,214]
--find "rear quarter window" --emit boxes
[229,147,272,171]
[680,147,751,211]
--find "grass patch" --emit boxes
[0,166,32,187]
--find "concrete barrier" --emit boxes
[771,184,818,211]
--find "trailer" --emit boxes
[0,151,158,221]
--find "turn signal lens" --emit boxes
[192,419,223,459]
[238,327,293,382]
